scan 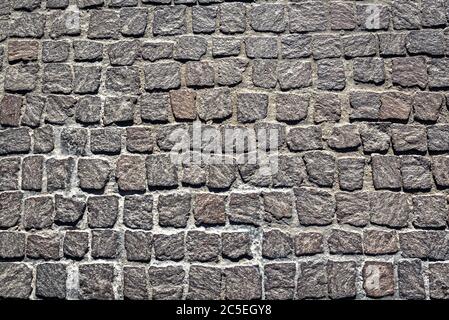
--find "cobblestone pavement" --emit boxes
[1,0,449,300]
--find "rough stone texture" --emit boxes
[1,0,449,301]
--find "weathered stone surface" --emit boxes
[303,152,335,188]
[91,230,122,259]
[275,93,308,123]
[192,5,217,34]
[36,263,67,299]
[125,230,151,262]
[188,266,221,300]
[295,187,335,226]
[116,155,146,192]
[0,191,23,228]
[87,196,119,228]
[294,232,324,256]
[120,8,148,37]
[337,158,365,191]
[43,64,73,94]
[262,229,292,259]
[413,92,443,123]
[141,42,173,62]
[229,192,261,226]
[46,157,75,191]
[363,262,395,298]
[413,195,448,229]
[60,128,88,156]
[399,231,449,260]
[0,157,20,191]
[219,2,245,34]
[215,58,248,86]
[236,92,268,123]
[360,123,391,154]
[153,6,186,36]
[8,41,39,63]
[223,266,261,300]
[429,263,449,299]
[26,232,61,260]
[356,4,390,31]
[42,41,70,63]
[197,88,232,121]
[154,232,184,261]
[327,261,357,299]
[0,231,26,259]
[123,266,148,300]
[73,41,103,62]
[222,232,252,261]
[316,59,346,90]
[392,57,428,89]
[249,4,285,33]
[63,231,89,259]
[343,34,378,58]
[193,193,226,226]
[379,33,407,56]
[370,192,412,228]
[246,37,278,59]
[314,93,342,123]
[328,229,363,255]
[22,94,45,127]
[371,155,402,189]
[391,125,427,154]
[54,195,85,225]
[353,57,385,85]
[281,35,311,59]
[336,192,370,227]
[297,261,327,299]
[428,125,449,152]
[174,36,207,61]
[140,93,169,123]
[23,196,54,230]
[432,156,449,187]
[328,125,361,151]
[398,260,426,300]
[48,10,81,39]
[9,12,45,38]
[312,35,341,60]
[146,154,178,188]
[277,61,312,90]
[392,0,421,30]
[363,230,399,255]
[186,61,214,88]
[263,191,293,224]
[144,62,181,91]
[289,2,327,33]
[400,156,432,191]
[252,60,277,88]
[148,266,184,300]
[287,126,322,152]
[78,158,111,190]
[45,95,76,125]
[90,128,122,154]
[264,263,295,300]
[5,64,39,93]
[79,264,115,300]
[0,263,33,299]
[186,231,220,262]
[88,10,120,39]
[406,30,445,56]
[158,193,191,228]
[429,59,449,89]
[1,0,449,302]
